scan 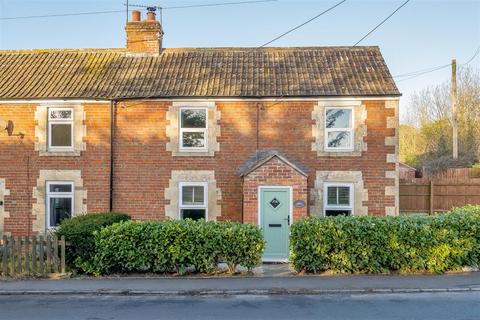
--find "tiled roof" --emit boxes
[0,47,400,99]
[237,149,309,177]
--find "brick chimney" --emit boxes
[125,8,163,55]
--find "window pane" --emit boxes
[327,131,351,148]
[49,110,72,120]
[182,132,205,148]
[326,109,351,128]
[182,185,204,205]
[181,109,206,128]
[49,197,72,227]
[51,124,72,147]
[49,184,72,193]
[326,209,351,217]
[327,187,337,205]
[338,187,350,205]
[193,186,204,204]
[181,209,205,221]
[182,186,194,205]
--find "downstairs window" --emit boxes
[324,183,353,216]
[179,182,207,220]
[46,181,74,228]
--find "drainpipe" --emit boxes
[109,100,116,212]
[256,102,260,159]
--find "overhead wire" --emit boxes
[259,0,347,47]
[0,0,277,21]
[0,10,124,20]
[395,45,480,82]
[353,0,410,46]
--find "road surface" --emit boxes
[0,291,479,320]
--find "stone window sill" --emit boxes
[172,151,215,157]
[39,151,82,157]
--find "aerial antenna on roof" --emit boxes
[126,0,129,23]
[124,0,276,24]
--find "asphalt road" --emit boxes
[1,292,479,320]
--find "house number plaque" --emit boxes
[294,200,305,208]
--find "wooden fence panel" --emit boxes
[400,178,480,214]
[0,235,65,277]
[399,183,430,212]
[427,168,477,180]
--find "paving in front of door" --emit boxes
[218,263,296,277]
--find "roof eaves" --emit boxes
[238,152,308,177]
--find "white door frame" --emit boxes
[257,186,293,262]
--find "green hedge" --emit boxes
[290,205,480,274]
[55,212,131,270]
[84,220,264,275]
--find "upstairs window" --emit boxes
[48,108,74,151]
[179,182,207,220]
[46,181,74,228]
[179,108,207,150]
[324,183,353,216]
[324,107,354,151]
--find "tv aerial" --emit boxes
[124,0,276,24]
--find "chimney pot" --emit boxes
[146,7,156,21]
[131,10,141,22]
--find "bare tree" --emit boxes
[400,66,480,170]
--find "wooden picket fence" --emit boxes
[0,235,66,277]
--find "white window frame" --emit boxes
[45,181,74,229]
[179,107,208,151]
[323,182,354,216]
[178,182,208,220]
[47,107,74,152]
[324,106,354,152]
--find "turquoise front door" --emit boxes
[260,187,291,260]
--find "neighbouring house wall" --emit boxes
[0,99,398,235]
[32,169,87,233]
[399,163,416,180]
[0,103,111,235]
[34,104,87,156]
[0,178,10,236]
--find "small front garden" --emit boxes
[57,216,264,276]
[51,205,480,277]
[290,205,480,274]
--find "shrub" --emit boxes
[471,163,480,178]
[86,220,264,275]
[55,212,130,270]
[290,205,480,274]
[216,221,265,273]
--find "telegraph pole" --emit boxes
[452,59,458,159]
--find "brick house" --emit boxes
[0,10,400,260]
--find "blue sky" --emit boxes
[0,0,479,120]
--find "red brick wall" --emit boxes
[125,21,162,55]
[0,99,396,235]
[242,157,308,225]
[0,103,111,235]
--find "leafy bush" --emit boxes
[290,205,480,274]
[471,163,480,178]
[55,212,130,270]
[86,220,264,275]
[216,221,265,273]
